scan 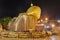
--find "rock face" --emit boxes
[8,5,41,32]
[0,23,3,32]
[14,14,27,31]
[8,14,37,32]
[8,17,17,31]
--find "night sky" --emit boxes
[0,0,60,19]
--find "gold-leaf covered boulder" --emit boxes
[26,6,41,19]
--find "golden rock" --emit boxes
[26,6,41,19]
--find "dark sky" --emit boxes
[0,0,60,19]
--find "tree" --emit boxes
[0,17,12,30]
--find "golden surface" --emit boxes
[26,6,41,19]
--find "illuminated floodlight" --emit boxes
[44,23,51,31]
[51,24,55,28]
[45,17,48,21]
[41,19,43,22]
[57,20,60,23]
